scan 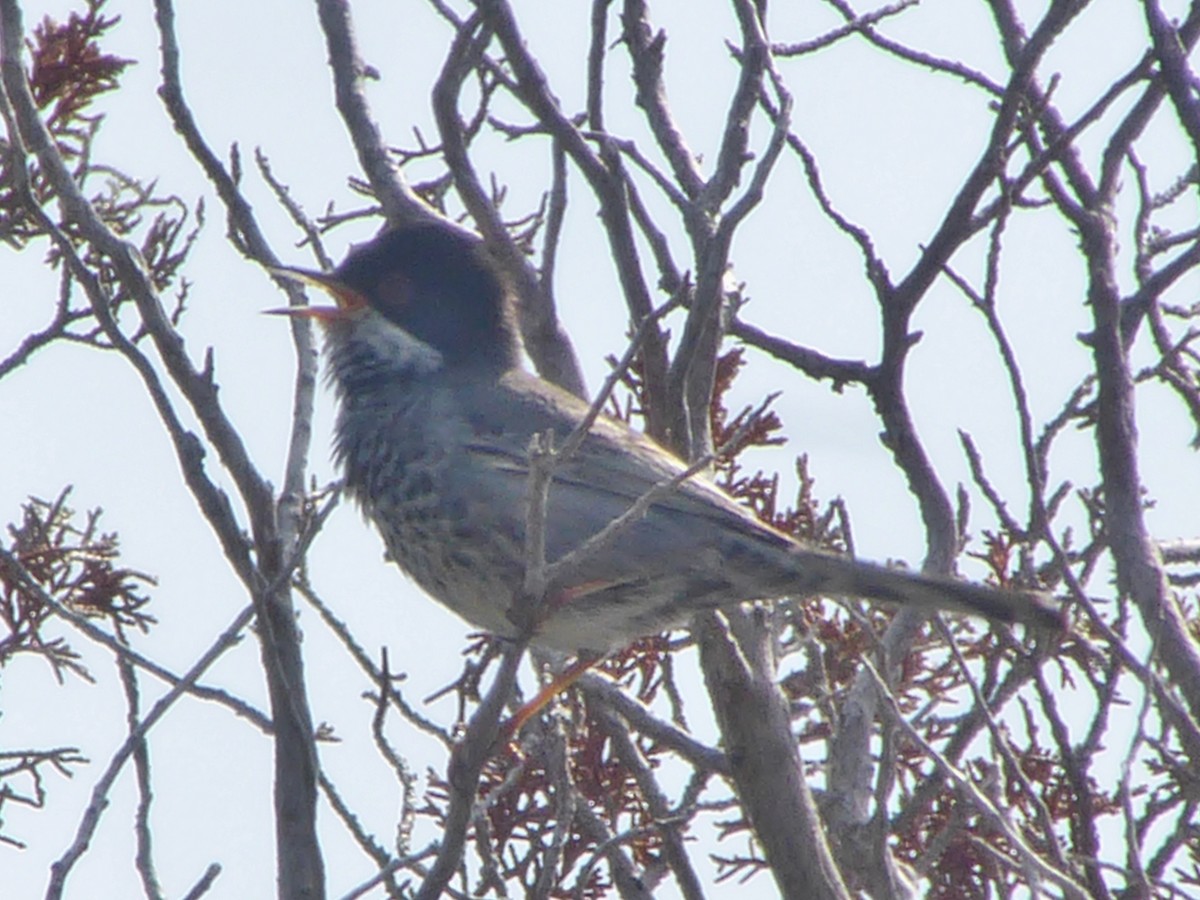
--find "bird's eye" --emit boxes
[374,270,412,315]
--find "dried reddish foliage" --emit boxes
[596,634,672,704]
[0,488,151,849]
[421,631,677,896]
[425,715,662,898]
[1,0,196,330]
[0,488,156,680]
[27,0,132,134]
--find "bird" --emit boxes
[270,220,1061,664]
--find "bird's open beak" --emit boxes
[265,265,368,321]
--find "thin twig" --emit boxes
[46,604,256,900]
[862,658,1090,900]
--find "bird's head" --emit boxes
[270,221,522,380]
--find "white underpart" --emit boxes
[355,311,444,376]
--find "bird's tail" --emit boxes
[781,547,1063,632]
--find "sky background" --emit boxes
[3,1,1198,897]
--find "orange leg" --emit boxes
[504,652,603,737]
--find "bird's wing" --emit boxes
[449,370,792,570]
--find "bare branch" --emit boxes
[46,603,255,900]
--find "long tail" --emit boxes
[788,549,1064,631]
